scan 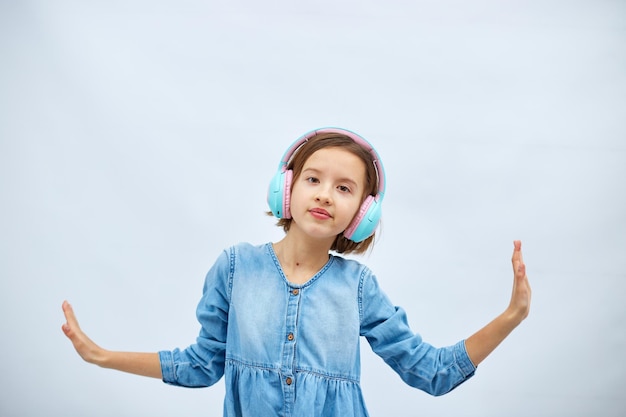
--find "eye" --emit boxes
[306,177,319,184]
[337,185,351,193]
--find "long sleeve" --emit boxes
[159,249,233,388]
[359,270,475,396]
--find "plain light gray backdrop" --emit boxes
[1,1,625,416]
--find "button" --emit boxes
[292,289,299,296]
[287,333,294,341]
[285,377,293,385]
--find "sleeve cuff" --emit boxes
[158,350,176,384]
[456,340,477,377]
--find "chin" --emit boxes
[302,228,340,242]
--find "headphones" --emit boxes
[267,127,386,243]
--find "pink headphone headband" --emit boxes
[277,127,386,197]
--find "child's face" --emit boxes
[289,147,366,242]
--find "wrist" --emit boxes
[91,347,111,368]
[501,307,525,329]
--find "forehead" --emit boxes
[303,147,366,180]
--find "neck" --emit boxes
[272,230,333,284]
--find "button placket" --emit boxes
[281,286,300,413]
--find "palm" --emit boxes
[61,301,103,364]
[510,241,531,320]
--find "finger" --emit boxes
[512,240,524,269]
[512,240,520,266]
[62,300,81,332]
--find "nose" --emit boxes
[315,186,332,205]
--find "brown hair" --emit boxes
[269,132,380,254]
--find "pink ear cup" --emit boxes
[343,195,374,239]
[283,169,293,219]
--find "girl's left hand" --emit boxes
[508,240,532,322]
[464,240,533,366]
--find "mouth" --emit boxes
[309,208,332,219]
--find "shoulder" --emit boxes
[205,242,267,278]
[329,254,374,283]
[228,241,268,251]
[221,242,277,275]
[202,242,270,297]
[227,241,270,259]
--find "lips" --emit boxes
[309,208,331,219]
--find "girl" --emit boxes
[62,128,531,417]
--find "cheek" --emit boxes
[289,182,305,200]
[342,197,363,220]
[346,194,370,223]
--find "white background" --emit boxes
[1,1,625,416]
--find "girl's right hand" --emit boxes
[61,300,105,365]
[61,300,162,378]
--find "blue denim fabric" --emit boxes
[159,243,475,417]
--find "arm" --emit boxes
[464,240,532,366]
[360,270,475,396]
[62,249,232,387]
[61,300,162,379]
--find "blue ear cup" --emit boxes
[268,168,292,219]
[267,128,385,242]
[267,170,284,218]
[343,195,383,243]
[267,134,308,219]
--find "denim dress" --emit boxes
[159,243,475,417]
